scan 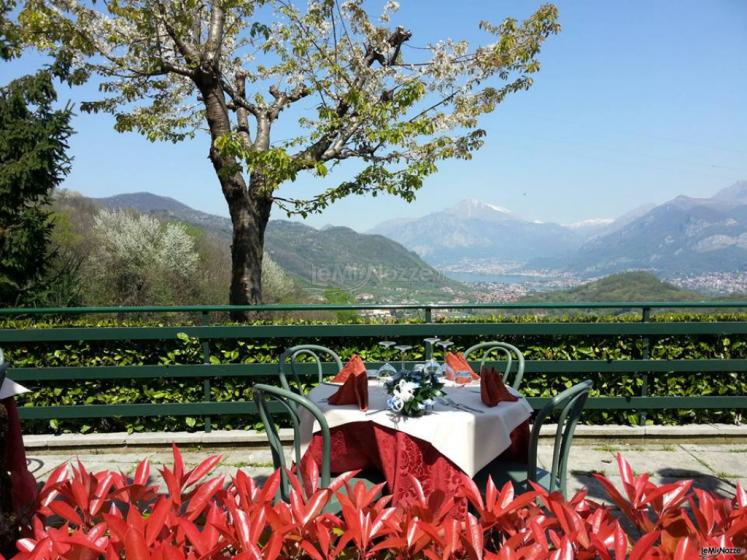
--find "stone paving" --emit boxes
[26,439,747,501]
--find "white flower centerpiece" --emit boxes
[384,360,445,417]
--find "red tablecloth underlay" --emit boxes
[2,397,37,517]
[301,419,530,510]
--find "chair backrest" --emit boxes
[253,383,331,501]
[526,380,592,497]
[0,348,6,387]
[464,341,525,389]
[278,345,343,393]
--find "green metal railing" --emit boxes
[1,301,746,430]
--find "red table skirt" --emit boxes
[2,397,37,517]
[301,420,530,509]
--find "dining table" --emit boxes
[298,377,533,511]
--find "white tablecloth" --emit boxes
[299,381,533,476]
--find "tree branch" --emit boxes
[205,1,225,65]
[291,26,413,165]
[268,84,311,119]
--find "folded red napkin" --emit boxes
[332,354,366,382]
[444,352,481,383]
[480,366,519,407]
[328,373,368,410]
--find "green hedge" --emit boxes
[1,312,746,433]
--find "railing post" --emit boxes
[424,305,432,323]
[200,311,212,433]
[640,306,651,426]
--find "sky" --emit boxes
[3,0,747,230]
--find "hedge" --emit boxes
[1,312,746,434]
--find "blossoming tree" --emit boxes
[19,0,559,315]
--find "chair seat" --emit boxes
[472,459,555,494]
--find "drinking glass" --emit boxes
[394,345,412,372]
[436,340,453,360]
[423,337,440,360]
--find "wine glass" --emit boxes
[423,337,440,362]
[394,345,412,373]
[378,340,397,377]
[436,340,453,360]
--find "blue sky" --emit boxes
[3,0,746,230]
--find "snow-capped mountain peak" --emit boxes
[448,199,516,221]
[566,218,614,229]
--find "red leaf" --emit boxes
[178,519,209,557]
[463,512,483,560]
[184,454,222,488]
[300,541,325,560]
[457,473,485,513]
[159,467,182,507]
[614,523,628,559]
[48,501,84,527]
[38,463,69,507]
[736,482,747,509]
[90,472,116,516]
[630,531,660,560]
[327,470,359,494]
[674,536,699,560]
[70,476,91,514]
[172,443,184,483]
[124,528,148,560]
[186,475,225,521]
[134,459,150,487]
[303,489,332,526]
[145,497,172,546]
[102,513,129,543]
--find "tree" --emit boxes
[0,0,72,306]
[87,209,201,305]
[19,0,559,316]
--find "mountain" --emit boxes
[519,271,700,303]
[553,182,747,277]
[95,192,470,302]
[97,193,234,238]
[712,180,747,205]
[265,221,469,300]
[369,199,581,267]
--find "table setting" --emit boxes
[298,338,533,509]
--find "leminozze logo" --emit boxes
[701,546,745,558]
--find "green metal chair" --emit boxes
[254,383,331,501]
[253,383,384,504]
[278,344,343,394]
[472,380,592,497]
[0,352,7,389]
[464,341,525,390]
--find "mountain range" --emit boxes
[370,181,747,278]
[95,193,470,302]
[96,180,747,293]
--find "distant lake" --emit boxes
[443,271,544,284]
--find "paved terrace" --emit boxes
[24,424,747,502]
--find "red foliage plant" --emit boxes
[5,446,746,560]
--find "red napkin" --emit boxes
[480,366,519,407]
[332,354,366,382]
[444,352,481,383]
[328,373,368,410]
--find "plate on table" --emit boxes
[367,369,388,379]
[443,379,480,388]
[322,378,346,386]
[323,373,385,386]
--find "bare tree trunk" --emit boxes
[226,176,272,312]
[200,78,273,319]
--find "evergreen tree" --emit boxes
[0,50,73,305]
